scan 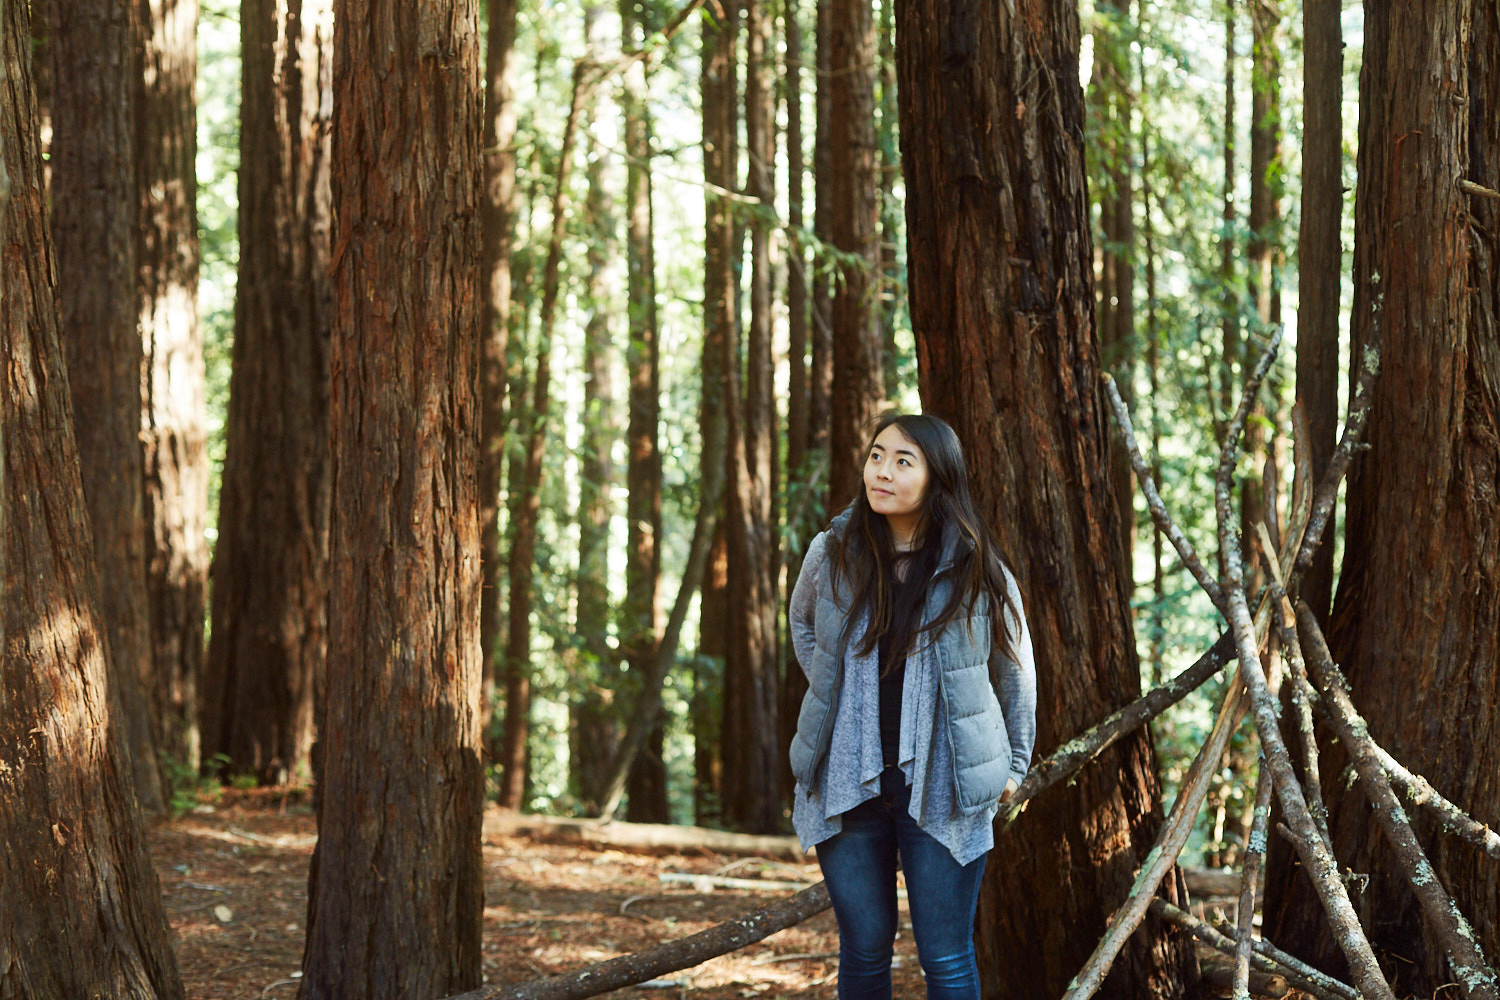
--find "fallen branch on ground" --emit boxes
[484,810,805,861]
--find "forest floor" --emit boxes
[149,788,911,1000]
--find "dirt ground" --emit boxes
[150,789,927,1000]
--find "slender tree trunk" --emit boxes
[479,0,520,746]
[1293,0,1341,623]
[50,0,167,813]
[720,0,781,834]
[876,0,900,402]
[297,0,485,992]
[810,0,833,488]
[621,0,668,825]
[572,13,619,807]
[895,1,1197,996]
[500,63,589,812]
[825,0,882,501]
[1,4,184,989]
[1264,3,1500,993]
[137,0,208,783]
[780,0,811,807]
[204,0,332,788]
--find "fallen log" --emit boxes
[446,883,832,1000]
[484,809,806,861]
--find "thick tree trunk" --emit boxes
[825,0,883,501]
[895,1,1198,996]
[1292,0,1341,623]
[297,0,485,993]
[720,0,782,834]
[50,0,166,813]
[204,0,332,788]
[1264,2,1500,993]
[1,5,184,990]
[479,0,519,743]
[620,0,668,825]
[136,0,208,782]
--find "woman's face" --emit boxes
[864,424,930,526]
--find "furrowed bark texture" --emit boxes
[895,1,1196,996]
[1,4,184,991]
[1264,1,1500,993]
[205,0,333,786]
[136,0,209,778]
[298,0,486,995]
[51,0,166,813]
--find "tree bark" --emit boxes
[1292,0,1341,623]
[479,0,519,743]
[136,0,209,783]
[51,0,167,815]
[297,0,485,993]
[204,0,332,787]
[895,1,1197,996]
[1,4,185,989]
[620,0,668,826]
[1264,1,1500,993]
[720,0,782,835]
[825,0,883,501]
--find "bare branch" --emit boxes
[1296,603,1499,999]
[1149,899,1358,1000]
[1232,757,1275,1000]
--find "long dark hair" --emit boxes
[829,412,1019,668]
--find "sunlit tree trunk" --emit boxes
[137,0,209,783]
[895,1,1198,995]
[1,5,184,989]
[204,0,332,788]
[825,0,882,500]
[1264,3,1500,993]
[1293,0,1341,622]
[297,0,485,992]
[721,0,781,834]
[479,0,519,745]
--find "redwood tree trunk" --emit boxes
[895,1,1197,996]
[1264,3,1500,993]
[1293,0,1341,623]
[1,4,184,990]
[825,0,883,501]
[136,0,208,782]
[204,0,332,787]
[52,0,166,814]
[720,0,781,834]
[297,0,485,993]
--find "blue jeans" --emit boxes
[816,767,987,1000]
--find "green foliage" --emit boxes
[164,752,231,816]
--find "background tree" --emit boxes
[1264,1,1500,992]
[1,2,184,990]
[1293,0,1341,623]
[203,0,333,787]
[297,0,486,992]
[720,0,782,833]
[825,0,883,501]
[137,0,209,780]
[895,1,1198,996]
[51,0,166,814]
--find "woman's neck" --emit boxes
[886,514,923,553]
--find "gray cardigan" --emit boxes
[788,516,1037,865]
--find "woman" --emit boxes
[788,412,1037,1000]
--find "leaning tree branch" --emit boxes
[1295,602,1499,999]
[1257,522,1331,849]
[1232,753,1276,1000]
[445,884,832,1000]
[1104,373,1227,615]
[1148,899,1359,1000]
[1214,335,1395,1000]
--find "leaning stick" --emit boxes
[1232,755,1275,1000]
[1214,334,1394,1000]
[1296,603,1499,999]
[1372,746,1500,860]
[1148,899,1358,1000]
